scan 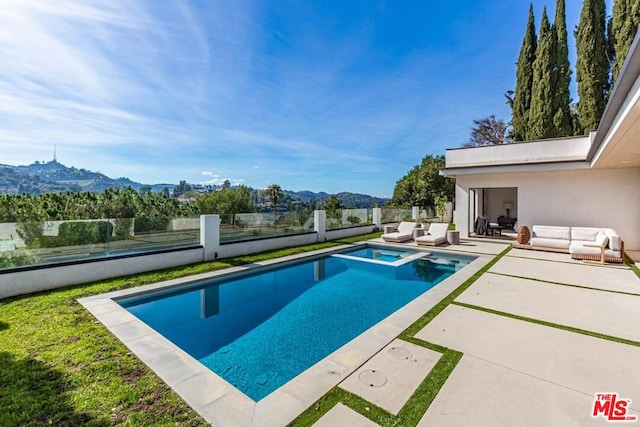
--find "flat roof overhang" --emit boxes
[441,160,591,177]
[588,31,640,169]
[442,31,640,176]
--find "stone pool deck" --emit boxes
[314,242,640,426]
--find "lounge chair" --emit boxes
[415,223,449,246]
[381,221,417,243]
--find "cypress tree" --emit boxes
[552,0,573,136]
[610,0,640,86]
[528,8,556,140]
[575,0,609,133]
[512,4,537,141]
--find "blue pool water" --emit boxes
[119,246,475,401]
[341,246,417,262]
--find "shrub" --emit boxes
[114,218,133,240]
[16,221,44,247]
[134,216,170,233]
[346,215,361,225]
[58,221,113,246]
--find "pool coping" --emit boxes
[78,242,496,427]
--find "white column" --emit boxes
[200,214,220,261]
[412,206,419,221]
[314,210,326,242]
[372,207,382,228]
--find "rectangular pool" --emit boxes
[118,244,475,401]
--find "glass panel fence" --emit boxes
[380,208,413,223]
[219,210,314,243]
[325,208,372,231]
[418,207,441,223]
[0,217,200,270]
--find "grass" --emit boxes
[626,254,640,279]
[292,246,513,426]
[0,232,381,426]
[488,271,640,297]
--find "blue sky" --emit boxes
[0,0,611,197]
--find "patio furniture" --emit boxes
[569,227,624,263]
[497,216,517,230]
[517,226,530,244]
[413,229,425,239]
[415,223,449,246]
[527,225,624,263]
[529,225,572,251]
[488,222,503,236]
[474,216,489,235]
[447,230,460,245]
[381,221,417,243]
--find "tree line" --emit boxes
[0,184,358,225]
[390,0,640,209]
[387,155,454,210]
[468,0,640,147]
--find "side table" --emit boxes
[447,230,460,245]
[413,229,425,239]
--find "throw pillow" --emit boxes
[609,235,622,251]
[595,232,609,248]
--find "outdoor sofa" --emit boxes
[381,221,417,243]
[528,225,624,263]
[415,223,449,246]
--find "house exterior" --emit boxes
[442,34,640,251]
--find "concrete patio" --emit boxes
[313,244,640,426]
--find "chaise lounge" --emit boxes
[381,221,417,243]
[415,223,450,246]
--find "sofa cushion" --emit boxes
[396,221,416,234]
[570,227,601,241]
[381,231,413,242]
[569,243,622,258]
[608,234,622,251]
[532,225,571,240]
[530,237,570,249]
[595,232,609,247]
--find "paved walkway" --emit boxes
[314,244,640,426]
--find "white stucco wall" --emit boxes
[454,168,640,250]
[0,248,204,299]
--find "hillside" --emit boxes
[0,160,171,195]
[0,160,388,207]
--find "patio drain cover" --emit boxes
[388,346,412,360]
[359,370,387,387]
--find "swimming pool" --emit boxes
[118,244,475,401]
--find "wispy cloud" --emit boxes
[1,0,569,195]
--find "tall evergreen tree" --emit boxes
[552,0,573,136]
[528,8,556,140]
[610,0,640,86]
[512,4,537,141]
[575,0,609,133]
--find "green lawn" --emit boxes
[0,233,381,426]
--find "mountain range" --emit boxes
[0,160,388,208]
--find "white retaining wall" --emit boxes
[0,247,204,299]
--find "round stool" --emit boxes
[517,226,530,244]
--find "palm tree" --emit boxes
[266,184,282,215]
